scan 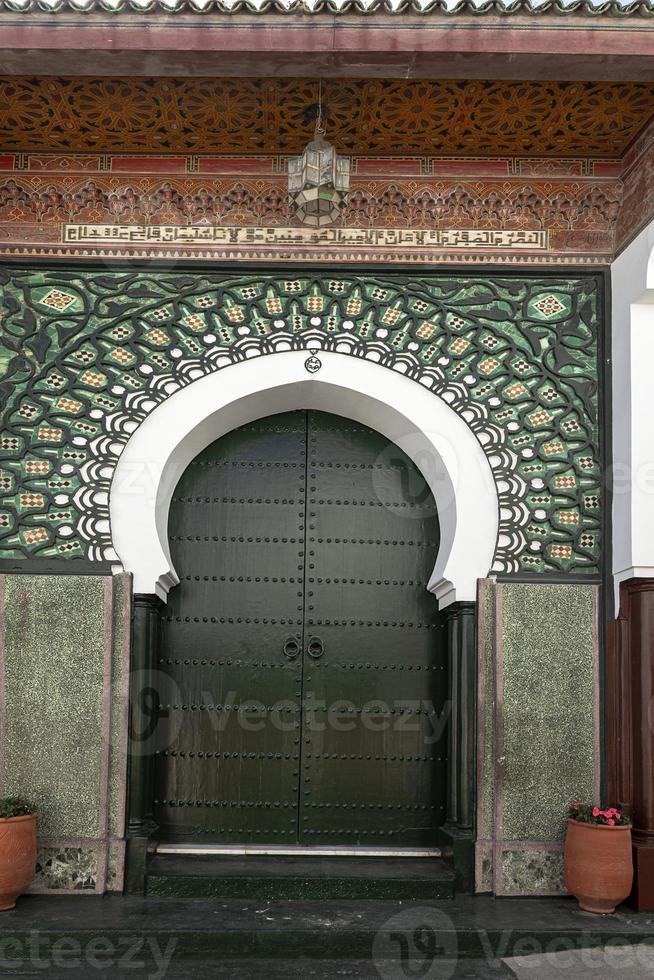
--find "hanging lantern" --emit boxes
[288,97,350,227]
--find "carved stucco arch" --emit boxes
[109,349,498,607]
[0,270,602,583]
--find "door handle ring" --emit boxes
[307,635,325,659]
[283,636,300,660]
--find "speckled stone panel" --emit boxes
[1,575,107,838]
[475,578,496,894]
[500,583,597,842]
[501,848,566,896]
[479,580,496,841]
[476,842,494,894]
[108,572,130,839]
[107,839,126,893]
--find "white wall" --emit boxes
[611,218,654,609]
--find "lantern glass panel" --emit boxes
[289,129,350,226]
[335,156,351,192]
[287,157,303,193]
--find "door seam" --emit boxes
[296,408,311,843]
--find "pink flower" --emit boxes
[592,807,601,817]
[607,818,616,826]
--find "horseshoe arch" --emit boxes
[109,349,499,607]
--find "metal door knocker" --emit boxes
[306,635,325,659]
[283,636,300,660]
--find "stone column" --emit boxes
[439,600,476,891]
[125,593,163,893]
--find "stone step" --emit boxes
[3,895,654,964]
[0,957,518,979]
[145,854,457,900]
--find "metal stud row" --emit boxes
[301,705,440,715]
[159,657,298,670]
[169,535,302,543]
[334,663,443,670]
[308,537,438,546]
[174,496,302,504]
[156,799,295,808]
[183,460,303,468]
[159,703,301,712]
[163,616,303,624]
[157,750,299,760]
[308,499,430,508]
[309,577,422,586]
[303,803,438,810]
[304,619,437,628]
[182,574,300,583]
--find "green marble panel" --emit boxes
[1,574,107,837]
[500,583,596,842]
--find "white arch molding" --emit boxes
[611,223,654,609]
[109,350,499,608]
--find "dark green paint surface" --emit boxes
[154,411,447,846]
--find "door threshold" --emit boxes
[156,844,442,858]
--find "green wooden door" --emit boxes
[154,411,447,847]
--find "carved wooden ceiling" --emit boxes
[1,77,654,158]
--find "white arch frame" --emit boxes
[109,350,499,607]
[611,223,654,609]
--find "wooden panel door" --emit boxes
[154,411,447,847]
[298,412,447,847]
[154,413,306,844]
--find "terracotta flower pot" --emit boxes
[0,813,37,911]
[564,817,633,914]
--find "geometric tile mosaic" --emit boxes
[0,270,602,574]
